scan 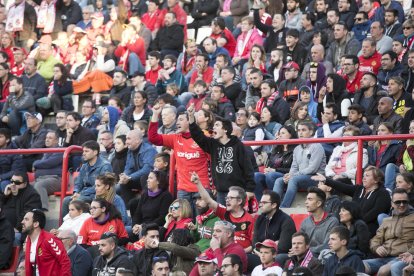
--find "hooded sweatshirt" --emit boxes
[322,249,365,276]
[305,62,327,101]
[92,247,135,276]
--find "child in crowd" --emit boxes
[187,80,208,111]
[252,239,283,276]
[111,135,128,177]
[133,120,148,142]
[242,112,265,152]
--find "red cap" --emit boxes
[255,239,278,252]
[283,61,300,71]
[195,251,218,264]
[12,47,27,56]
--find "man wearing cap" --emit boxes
[278,61,306,104]
[195,252,218,276]
[114,24,146,76]
[92,232,135,275]
[0,76,35,136]
[58,0,82,32]
[11,47,26,77]
[251,239,283,276]
[130,71,158,107]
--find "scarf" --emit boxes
[196,209,214,225]
[181,54,196,75]
[255,92,279,114]
[334,143,356,168]
[148,189,162,197]
[236,29,253,58]
[37,0,56,33]
[94,213,110,225]
[288,250,314,270]
[6,1,25,32]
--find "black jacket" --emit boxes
[253,209,296,253]
[110,84,131,107]
[344,219,371,257]
[132,248,169,276]
[63,125,96,147]
[253,9,286,52]
[2,185,41,231]
[121,106,152,129]
[267,145,295,174]
[68,244,93,276]
[111,148,128,176]
[269,96,290,125]
[58,0,82,31]
[191,0,219,23]
[14,126,48,161]
[217,97,236,121]
[353,85,387,125]
[0,213,13,269]
[154,23,185,53]
[283,250,323,276]
[190,122,255,192]
[322,250,365,276]
[92,247,135,276]
[132,189,174,226]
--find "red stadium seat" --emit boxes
[0,246,20,273]
[290,213,309,231]
[27,172,35,184]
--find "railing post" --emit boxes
[356,139,363,184]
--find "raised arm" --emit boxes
[190,171,218,211]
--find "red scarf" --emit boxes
[256,91,279,114]
[288,250,314,270]
[196,209,214,225]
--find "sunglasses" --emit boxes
[404,26,413,30]
[393,200,409,206]
[354,18,363,21]
[10,179,24,185]
[169,205,180,210]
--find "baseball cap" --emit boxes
[24,112,43,123]
[12,47,27,56]
[255,239,278,251]
[283,61,300,71]
[195,252,218,264]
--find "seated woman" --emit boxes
[78,198,128,247]
[95,173,130,226]
[284,101,314,131]
[51,200,91,235]
[161,199,193,242]
[131,170,174,236]
[339,201,371,258]
[158,229,200,275]
[121,90,152,129]
[325,126,368,185]
[254,125,297,199]
[368,122,402,177]
[312,166,391,237]
[242,44,267,77]
[261,106,281,139]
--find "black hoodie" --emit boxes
[189,122,255,192]
[92,247,135,276]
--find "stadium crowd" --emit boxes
[1,0,414,275]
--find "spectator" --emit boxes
[0,76,35,135]
[345,105,371,136]
[80,99,100,130]
[121,90,152,129]
[188,0,219,34]
[22,58,47,105]
[219,254,244,276]
[373,0,404,29]
[377,50,403,90]
[232,16,263,66]
[146,51,162,85]
[148,103,211,207]
[57,230,93,276]
[78,198,128,248]
[301,45,334,80]
[251,239,283,276]
[0,203,13,270]
[359,38,382,74]
[187,81,208,112]
[260,105,282,138]
[279,61,306,104]
[298,86,319,124]
[210,17,237,57]
[22,209,71,276]
[372,96,403,134]
[388,76,413,117]
[97,130,115,161]
[151,256,171,276]
[285,29,307,71]
[326,22,361,69]
[36,42,61,83]
[61,140,112,217]
[253,126,297,198]
[191,172,254,253]
[130,71,158,107]
[194,252,218,276]
[300,187,340,256]
[156,55,188,95]
[131,170,173,235]
[370,21,393,54]
[11,47,25,76]
[363,188,414,275]
[352,11,371,42]
[141,0,162,35]
[0,128,24,192]
[342,55,364,94]
[256,79,290,124]
[210,85,236,121]
[283,232,323,276]
[111,135,128,176]
[92,232,135,275]
[303,61,328,104]
[14,112,48,171]
[284,101,315,131]
[153,11,184,58]
[132,223,169,276]
[323,226,365,275]
[273,122,326,208]
[95,173,130,226]
[352,72,386,125]
[252,7,286,53]
[317,178,342,216]
[188,109,255,203]
[325,125,368,184]
[0,62,11,110]
[189,53,214,92]
[403,49,414,94]
[6,0,37,50]
[313,166,391,237]
[51,200,91,235]
[33,130,63,211]
[245,68,263,108]
[109,70,131,107]
[203,38,230,69]
[161,198,192,240]
[119,129,156,205]
[48,63,74,113]
[338,201,371,257]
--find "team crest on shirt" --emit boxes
[38,248,42,256]
[109,225,115,232]
[372,61,377,66]
[241,223,246,230]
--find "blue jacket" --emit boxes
[74,157,113,197]
[377,62,404,90]
[352,21,371,42]
[33,152,63,177]
[107,106,119,134]
[156,69,188,94]
[322,250,365,276]
[114,194,131,226]
[368,140,402,172]
[208,47,230,67]
[82,115,100,130]
[124,142,156,182]
[374,1,404,26]
[68,244,93,276]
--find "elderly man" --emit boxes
[370,21,393,54]
[57,230,93,276]
[301,44,334,78]
[36,41,61,83]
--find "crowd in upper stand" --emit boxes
[0,0,414,275]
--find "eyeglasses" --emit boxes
[90,206,102,211]
[220,264,233,269]
[259,201,272,205]
[393,200,409,206]
[169,204,180,210]
[225,196,240,201]
[10,179,24,185]
[354,17,363,21]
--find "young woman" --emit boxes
[161,199,193,241]
[121,90,152,128]
[51,200,91,235]
[260,106,281,138]
[284,101,314,131]
[95,173,130,226]
[0,32,15,66]
[242,44,267,75]
[196,108,215,133]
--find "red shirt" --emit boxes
[359,51,382,75]
[146,65,161,85]
[215,205,254,250]
[11,63,24,76]
[210,29,236,57]
[189,67,214,86]
[344,70,364,94]
[78,217,128,246]
[141,9,162,32]
[114,37,146,70]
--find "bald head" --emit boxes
[377,96,394,115]
[311,44,325,62]
[126,129,143,150]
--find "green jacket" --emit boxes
[192,211,220,252]
[158,242,200,275]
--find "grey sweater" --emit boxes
[290,143,326,176]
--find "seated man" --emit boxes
[210,85,236,121]
[22,58,47,107]
[80,99,100,131]
[363,188,414,275]
[220,254,244,276]
[151,256,171,276]
[372,96,403,134]
[109,70,131,108]
[194,252,218,276]
[156,55,188,95]
[98,131,115,161]
[153,11,185,58]
[188,53,214,92]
